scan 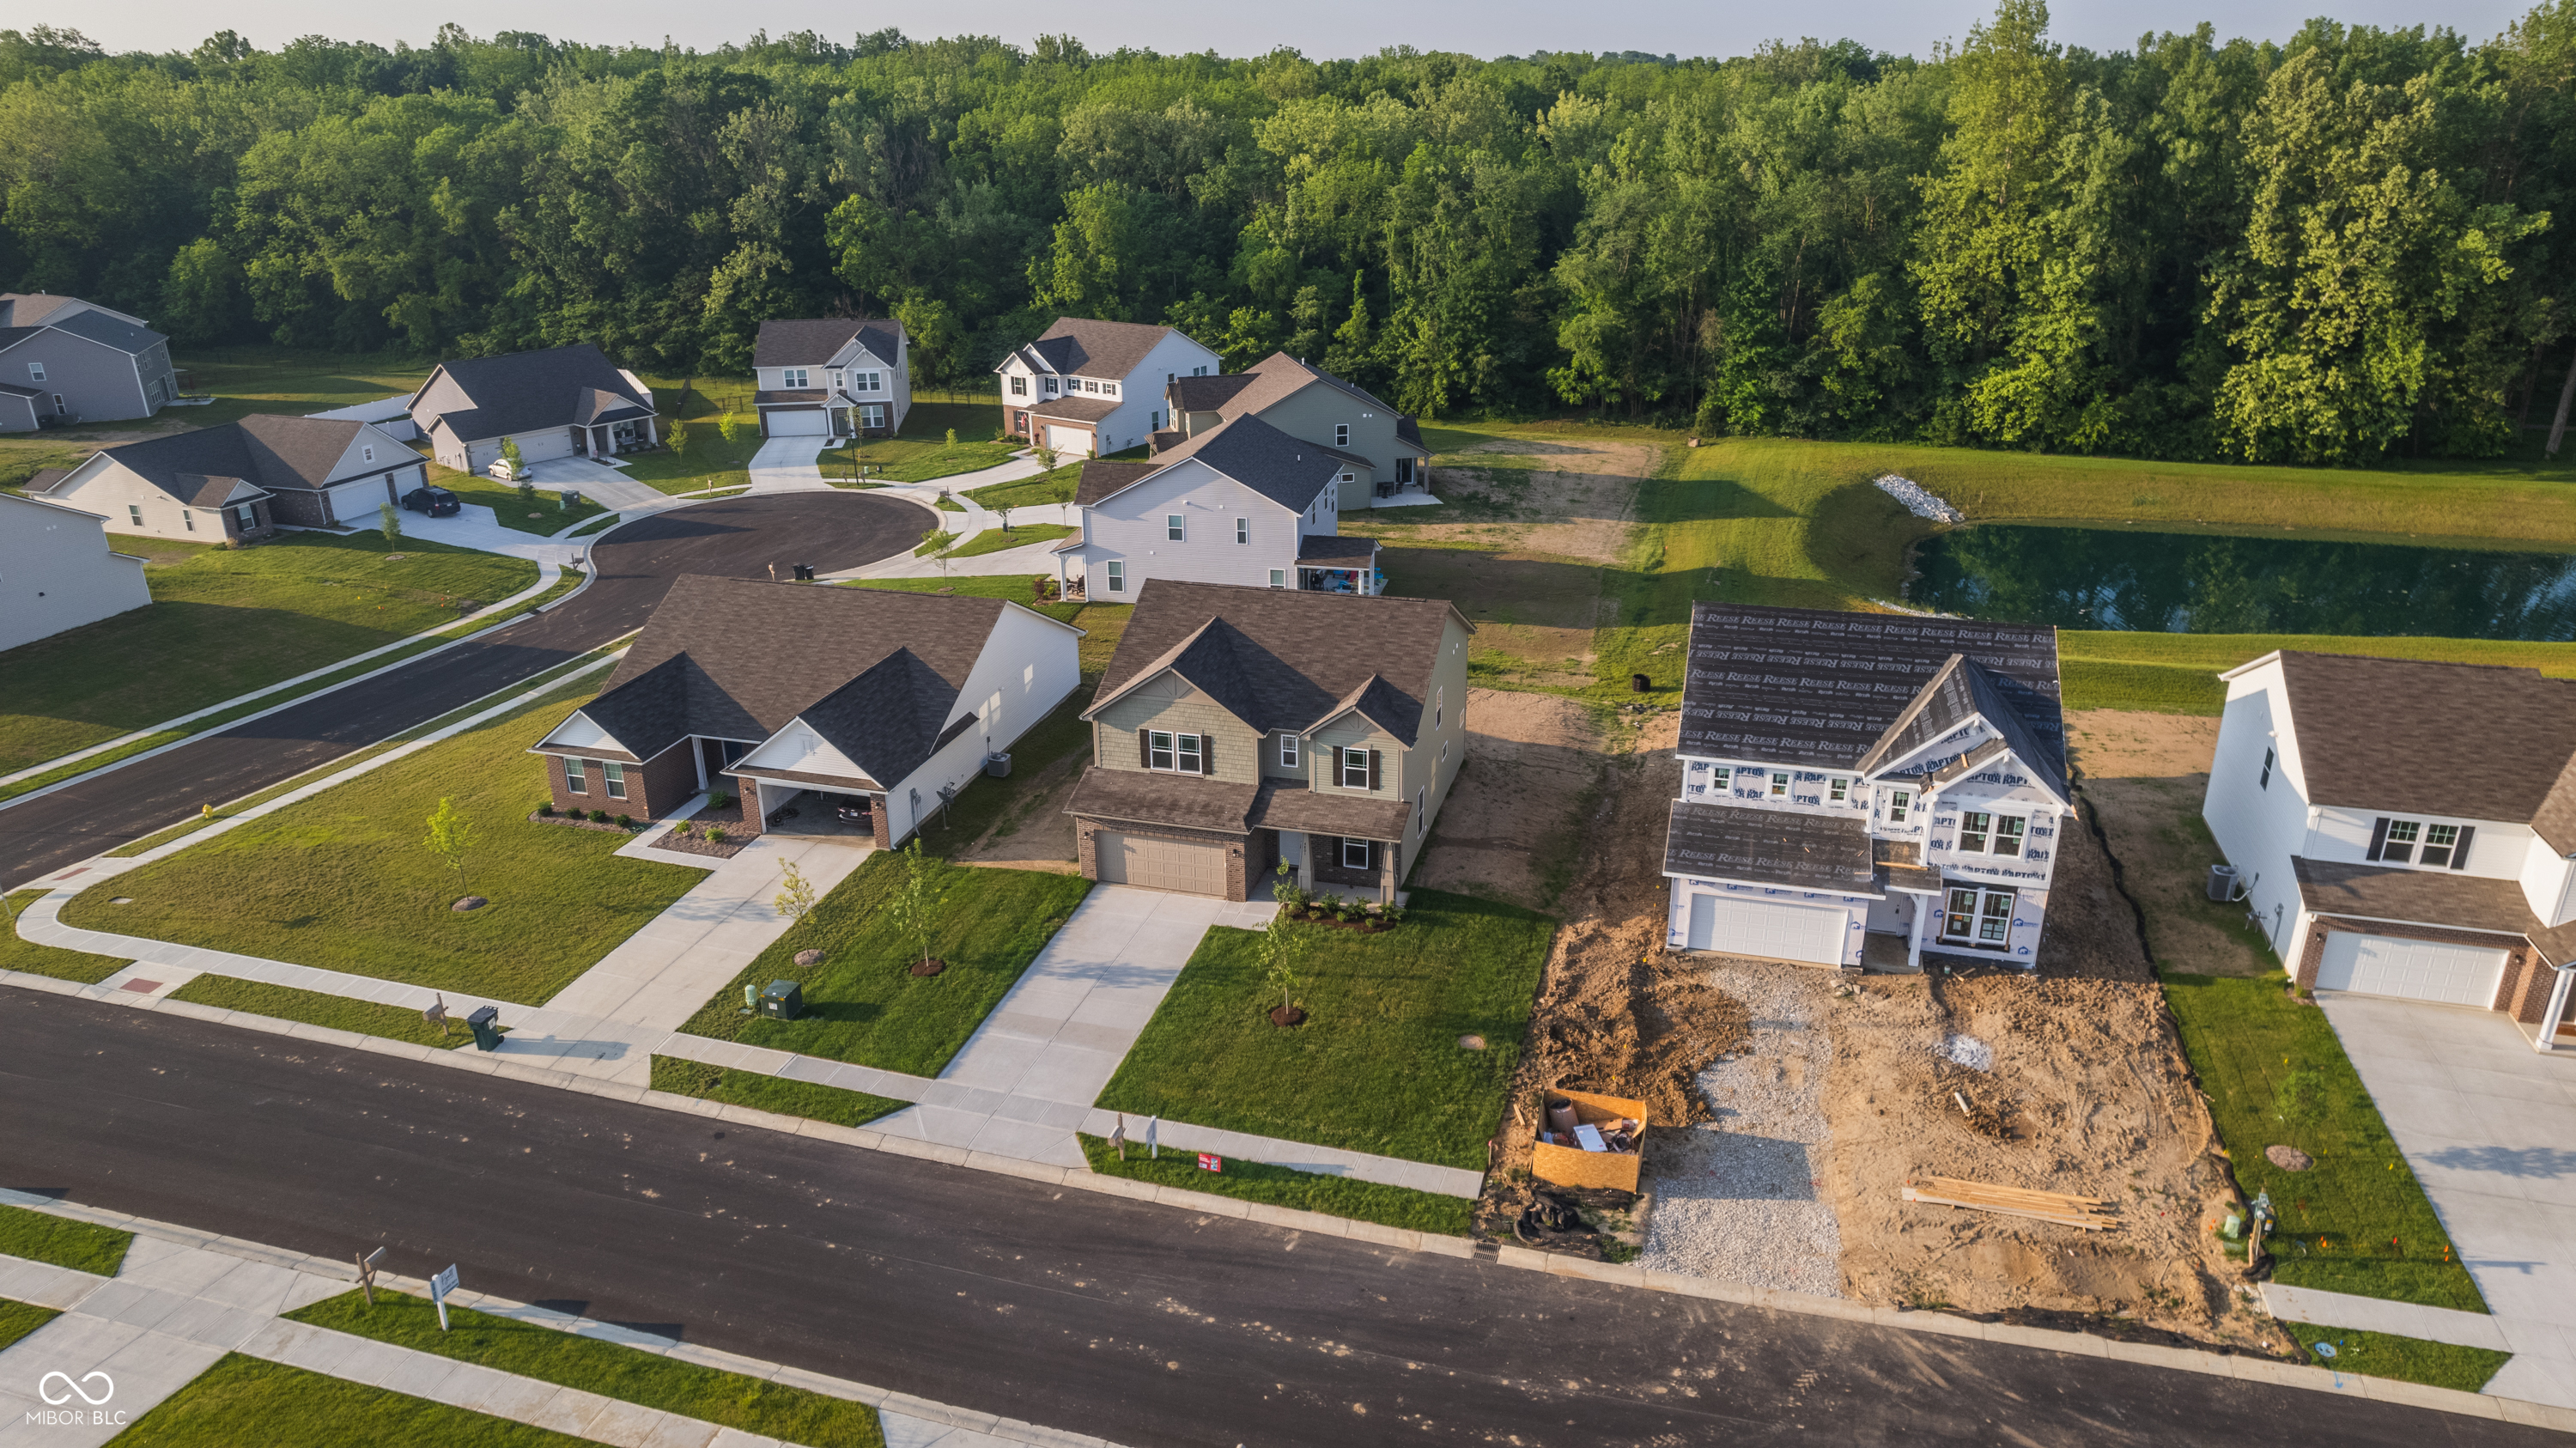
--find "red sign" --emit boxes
[1198,1153,1223,1172]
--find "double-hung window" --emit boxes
[1341,838,1373,870]
[1340,748,1371,789]
[1166,514,1186,542]
[2369,817,2473,867]
[564,757,588,794]
[1279,734,1299,770]
[1147,732,1176,770]
[1991,816,2026,857]
[26,362,42,383]
[1043,377,1059,395]
[1769,771,1789,798]
[1828,777,1850,803]
[854,370,881,393]
[1415,786,1426,837]
[126,504,142,526]
[1011,374,1027,397]
[602,763,627,800]
[1433,687,1443,730]
[235,503,257,531]
[1886,790,1911,824]
[1334,423,1350,447]
[2380,819,2421,862]
[362,445,374,464]
[1102,381,1118,397]
[1235,518,1249,545]
[1941,886,2017,948]
[1145,731,1206,775]
[2260,747,2274,789]
[782,368,809,389]
[1104,561,1125,593]
[829,371,843,392]
[1176,733,1203,774]
[1267,568,1285,587]
[1958,812,1992,853]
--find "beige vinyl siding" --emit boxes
[1311,715,1398,798]
[1403,616,1474,841]
[1091,676,1262,784]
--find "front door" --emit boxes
[570,426,587,455]
[1941,885,2016,951]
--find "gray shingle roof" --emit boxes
[1297,534,1380,568]
[1086,580,1468,746]
[556,576,1008,770]
[1140,413,1352,514]
[48,307,163,355]
[1164,352,1425,454]
[76,416,373,504]
[1664,799,1878,893]
[1855,654,2069,802]
[1679,603,2063,776]
[1250,780,1412,840]
[1014,318,1176,380]
[414,344,652,442]
[752,317,904,369]
[2275,652,2576,850]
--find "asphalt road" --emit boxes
[0,492,929,886]
[0,995,2538,1448]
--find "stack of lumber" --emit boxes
[1902,1176,2118,1231]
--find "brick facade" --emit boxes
[2296,915,2545,1020]
[1309,834,1400,901]
[217,496,276,545]
[546,742,699,822]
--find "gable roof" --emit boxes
[2264,651,2576,848]
[74,416,379,502]
[1855,654,2070,802]
[1008,318,1178,380]
[410,344,652,441]
[1163,353,1423,453]
[548,577,1024,779]
[0,293,146,329]
[1120,413,1361,514]
[1085,580,1470,746]
[0,294,162,354]
[1678,603,2064,778]
[47,307,163,355]
[1169,374,1260,412]
[752,317,904,369]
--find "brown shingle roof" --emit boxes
[1029,396,1117,423]
[1064,765,1256,834]
[1664,799,1878,893]
[1086,580,1470,746]
[1019,318,1177,380]
[2276,652,2576,845]
[1250,780,1411,840]
[2292,855,2576,963]
[1074,460,1160,505]
[1296,534,1380,568]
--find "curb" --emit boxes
[5,970,2567,1433]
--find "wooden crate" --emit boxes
[1529,1086,1649,1193]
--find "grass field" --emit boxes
[61,678,700,1005]
[678,855,1092,1077]
[165,347,434,429]
[290,1291,886,1447]
[826,403,1019,484]
[0,529,538,776]
[0,1203,131,1275]
[2162,972,2483,1311]
[2282,1321,2511,1392]
[1097,891,1556,1170]
[168,976,483,1048]
[0,1299,58,1352]
[647,1055,909,1126]
[1076,1134,1472,1234]
[113,1354,596,1448]
[422,464,611,536]
[842,575,1092,625]
[963,460,1082,510]
[919,522,1072,559]
[0,891,130,983]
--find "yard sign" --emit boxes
[430,1264,459,1331]
[1198,1153,1223,1173]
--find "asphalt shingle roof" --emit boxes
[1016,318,1176,380]
[1162,352,1425,454]
[413,344,653,443]
[1139,413,1356,514]
[1073,460,1161,506]
[75,416,378,504]
[2273,652,2576,850]
[48,307,163,355]
[752,317,905,369]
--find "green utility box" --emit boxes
[759,980,804,1021]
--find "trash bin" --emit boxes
[985,752,1012,779]
[792,563,816,581]
[759,980,804,1021]
[562,490,583,508]
[465,1005,502,1052]
[2207,863,2238,903]
[1631,672,1652,693]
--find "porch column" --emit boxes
[2541,964,2576,1053]
[645,414,659,446]
[1907,891,1929,973]
[1297,833,1315,894]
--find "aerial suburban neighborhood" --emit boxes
[4,9,2576,1448]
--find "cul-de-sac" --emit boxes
[3,8,2576,1445]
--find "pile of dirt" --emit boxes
[1817,806,2290,1351]
[1473,709,1754,1238]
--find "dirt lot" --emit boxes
[1413,690,1605,909]
[2069,709,2274,976]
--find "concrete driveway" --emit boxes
[2319,991,2576,1406]
[747,436,832,492]
[520,455,669,511]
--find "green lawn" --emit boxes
[290,1290,886,1447]
[112,1354,596,1448]
[0,1299,58,1351]
[918,522,1071,559]
[0,530,538,776]
[648,1055,909,1127]
[170,976,483,1048]
[2284,1323,2511,1393]
[1097,890,1556,1171]
[165,345,434,430]
[2162,973,2483,1311]
[962,461,1082,511]
[62,679,701,1005]
[422,463,611,536]
[0,1203,131,1275]
[0,439,91,492]
[841,575,1089,624]
[827,401,1020,484]
[678,855,1091,1077]
[2061,631,2576,716]
[1078,1133,1471,1234]
[0,891,129,984]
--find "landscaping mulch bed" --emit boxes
[653,801,747,860]
[526,810,641,836]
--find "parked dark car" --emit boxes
[402,484,461,517]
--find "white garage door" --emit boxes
[1686,892,1849,966]
[766,408,829,436]
[2317,932,2507,1007]
[1096,830,1228,897]
[1047,425,1094,456]
[323,476,395,525]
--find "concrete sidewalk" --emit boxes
[398,503,593,566]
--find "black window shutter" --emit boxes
[2366,817,2389,861]
[1199,733,1215,776]
[1334,745,1347,784]
[1139,728,1151,770]
[1369,749,1382,791]
[2452,826,2476,871]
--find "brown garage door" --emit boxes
[1096,830,1227,896]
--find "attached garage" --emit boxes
[764,408,829,436]
[1096,830,1228,897]
[322,471,405,526]
[1684,891,1851,966]
[1045,424,1095,457]
[2316,931,2508,1008]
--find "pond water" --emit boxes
[1909,524,2576,640]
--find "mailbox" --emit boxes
[759,980,804,1021]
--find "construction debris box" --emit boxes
[1530,1086,1649,1194]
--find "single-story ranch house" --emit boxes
[409,344,658,476]
[1666,603,2069,972]
[532,576,1083,849]
[1064,579,1472,901]
[0,490,151,652]
[2208,651,2576,1050]
[33,415,425,540]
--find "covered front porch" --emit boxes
[1275,828,1402,905]
[1296,535,1384,596]
[1255,780,1413,906]
[571,411,659,458]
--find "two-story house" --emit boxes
[1664,603,2069,971]
[2208,651,2576,1051]
[408,344,659,475]
[33,415,428,542]
[1161,352,1431,511]
[0,292,184,429]
[1065,580,1473,902]
[0,490,151,652]
[995,319,1221,458]
[751,318,909,439]
[1047,414,1382,600]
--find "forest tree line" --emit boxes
[3,2,2574,464]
